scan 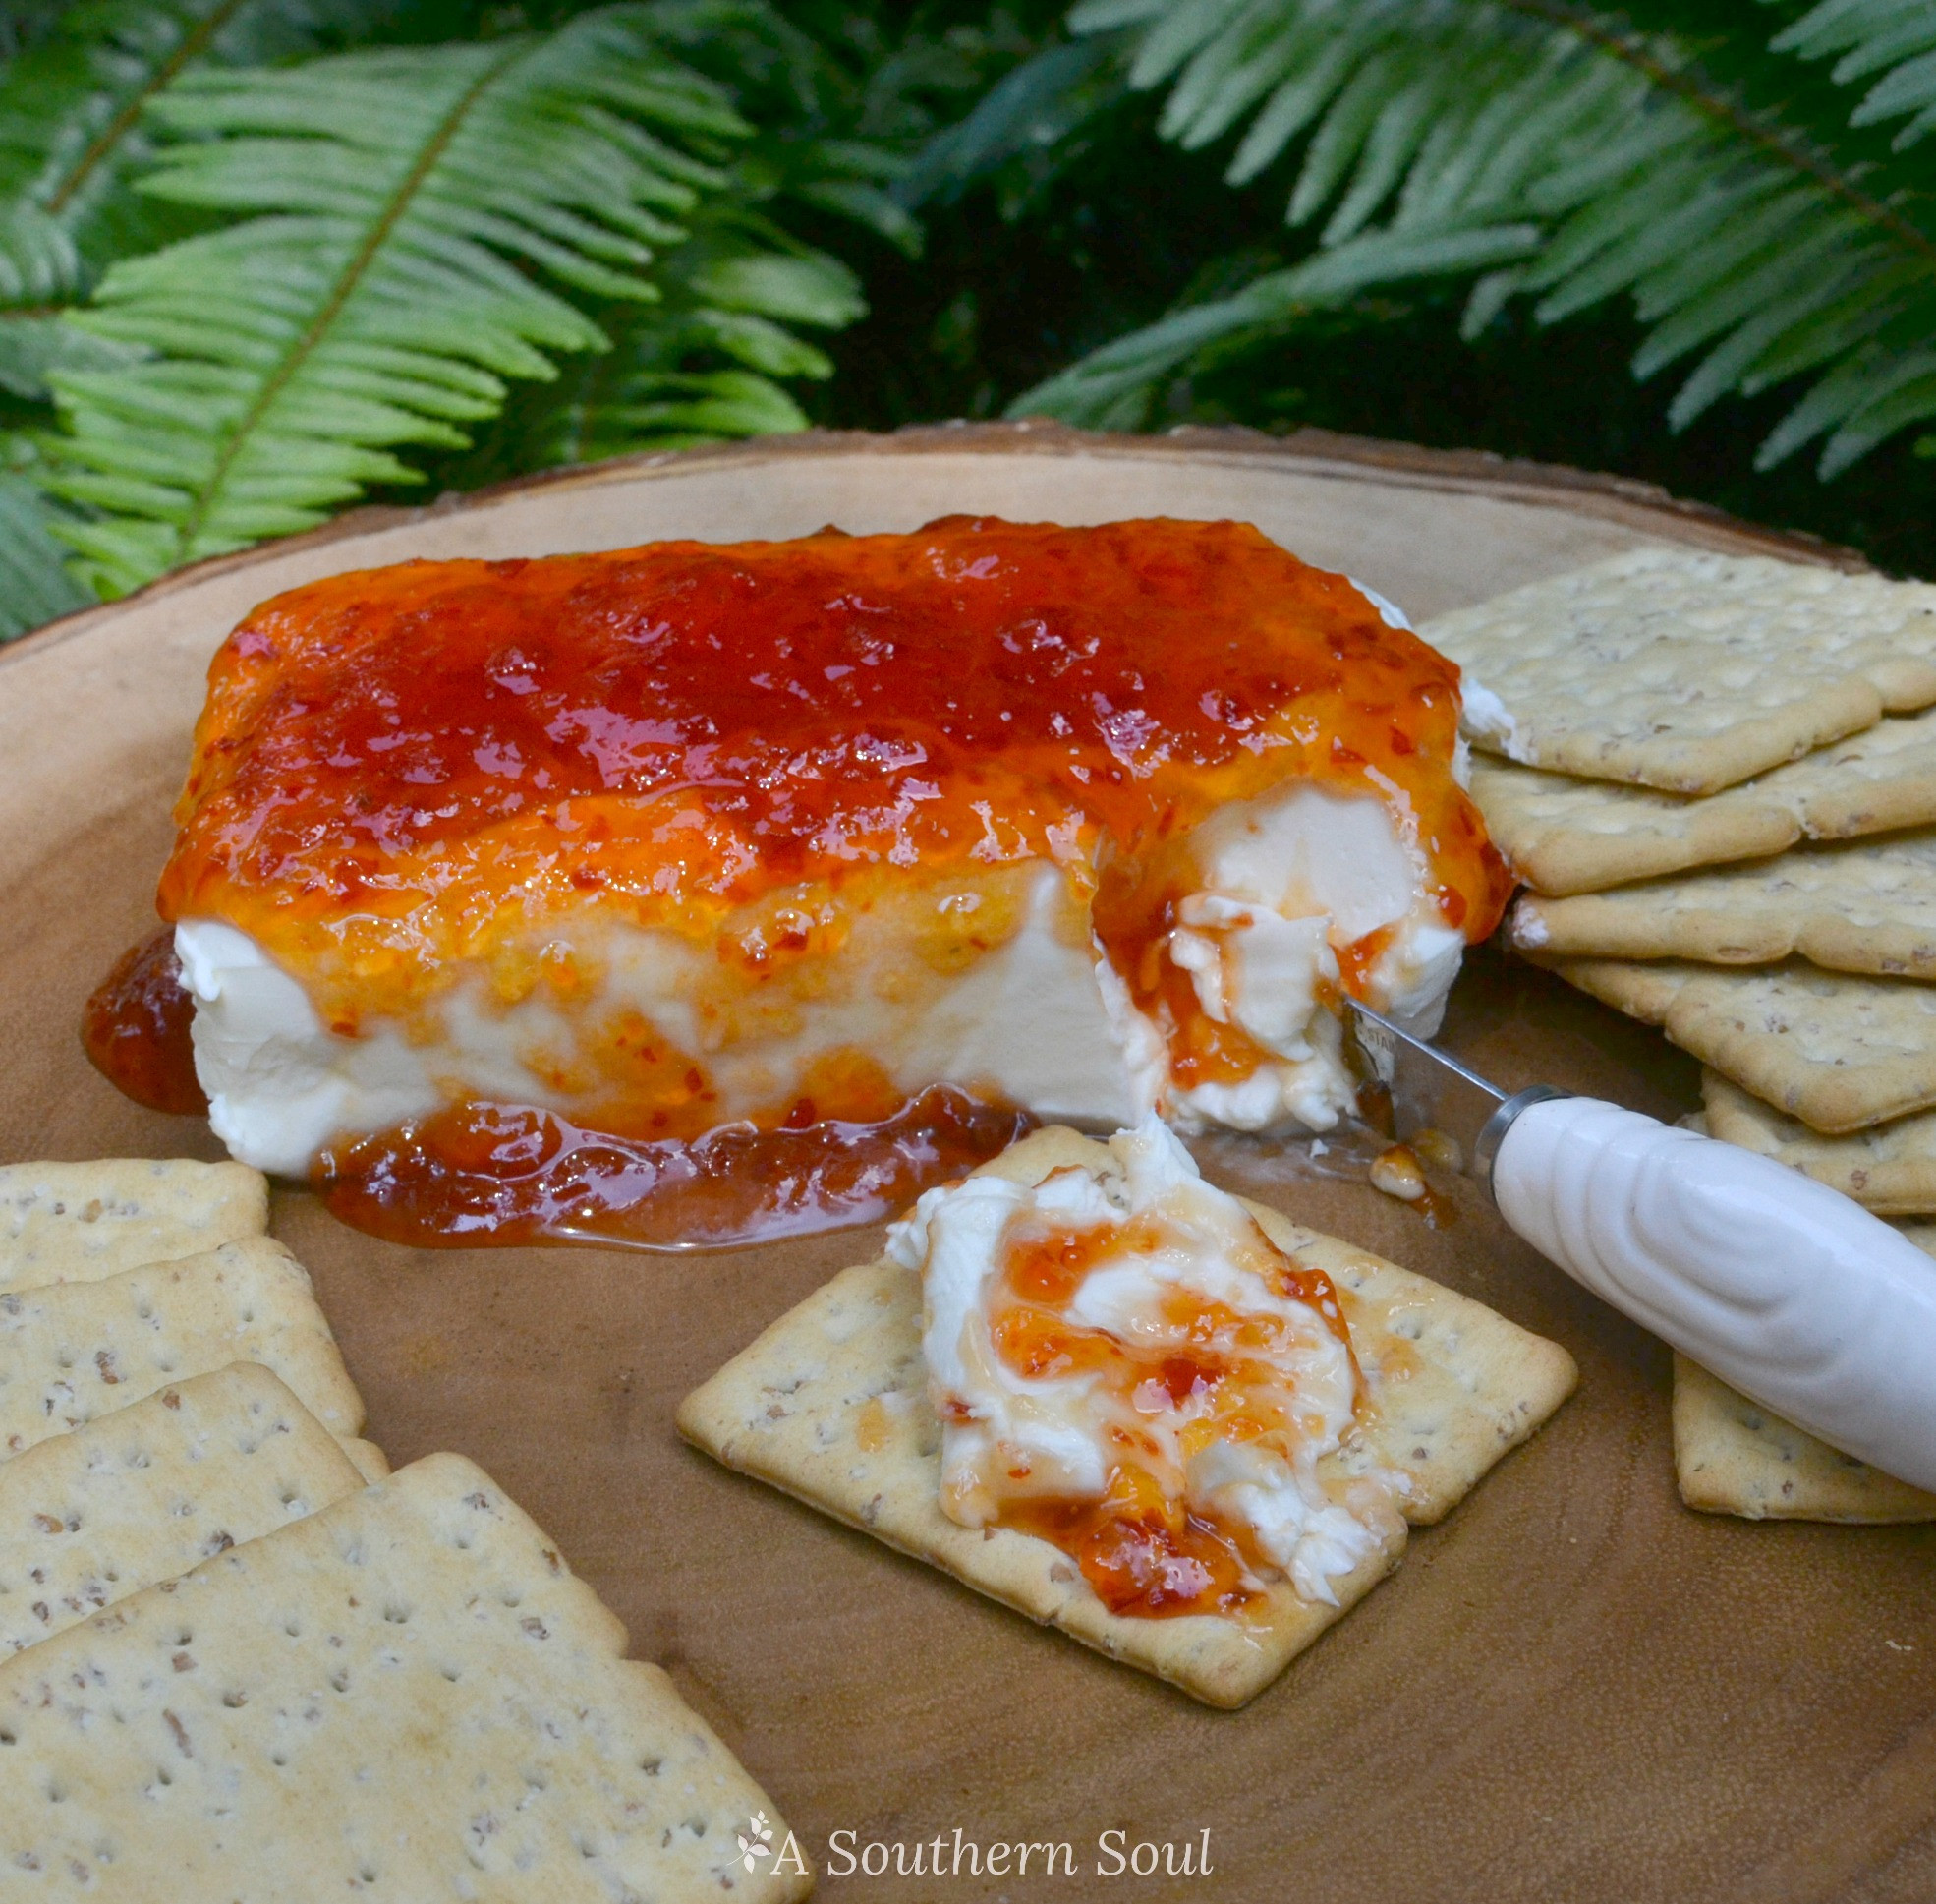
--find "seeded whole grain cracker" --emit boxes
[1673,1352,1936,1524]
[1703,1070,1936,1213]
[677,1126,1575,1709]
[1545,957,1936,1133]
[341,1438,390,1482]
[1511,833,1936,978]
[0,1452,809,1902]
[1680,1106,1936,1519]
[1470,707,1936,895]
[0,1363,369,1659]
[0,1159,266,1294]
[1425,547,1936,794]
[1470,757,1800,897]
[0,1237,365,1462]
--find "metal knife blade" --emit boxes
[1341,998,1509,1175]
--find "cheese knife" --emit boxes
[1343,998,1936,1493]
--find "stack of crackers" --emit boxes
[0,1160,807,1902]
[1425,546,1936,1525]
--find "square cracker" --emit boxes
[1684,1111,1936,1520]
[0,1452,810,1903]
[0,1362,368,1659]
[340,1436,390,1482]
[1703,1069,1936,1214]
[0,1236,365,1461]
[1471,706,1936,896]
[1510,833,1936,978]
[678,1126,1576,1709]
[1673,1350,1936,1524]
[0,1159,266,1293]
[1424,546,1936,794]
[1545,956,1936,1133]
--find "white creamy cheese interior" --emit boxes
[180,774,1458,1174]
[888,1119,1391,1605]
[176,864,1137,1178]
[179,781,1459,1174]
[1108,780,1465,1135]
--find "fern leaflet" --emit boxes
[1774,0,1936,150]
[1009,0,1936,478]
[40,6,758,595]
[0,461,88,639]
[0,0,386,310]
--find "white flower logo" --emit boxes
[737,1811,774,1873]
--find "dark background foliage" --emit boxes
[3,0,1931,627]
[792,2,1932,573]
[429,0,1936,572]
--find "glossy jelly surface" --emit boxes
[314,1089,1031,1252]
[83,928,206,1117]
[160,515,1508,1022]
[984,1208,1360,1619]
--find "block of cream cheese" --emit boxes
[159,518,1508,1175]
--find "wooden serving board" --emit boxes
[0,423,1926,1904]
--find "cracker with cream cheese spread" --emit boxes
[1702,1070,1936,1213]
[1424,547,1936,794]
[0,1159,266,1293]
[0,1237,365,1461]
[0,1363,370,1659]
[0,1451,810,1902]
[1544,957,1936,1132]
[1469,709,1936,896]
[1510,833,1936,977]
[1673,1344,1936,1525]
[678,1126,1576,1709]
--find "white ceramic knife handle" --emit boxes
[1492,1094,1936,1492]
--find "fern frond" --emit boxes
[1774,0,1936,149]
[40,7,753,596]
[1017,221,1537,427]
[895,35,1129,211]
[0,464,89,639]
[0,5,69,65]
[1017,0,1936,478]
[0,311,138,402]
[486,203,861,470]
[0,0,383,309]
[633,0,925,255]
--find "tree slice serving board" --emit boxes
[0,423,1925,1904]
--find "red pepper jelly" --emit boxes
[90,515,1508,1249]
[929,1157,1383,1621]
[82,928,206,1117]
[313,1090,1030,1251]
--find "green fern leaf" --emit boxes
[39,8,753,596]
[0,0,385,310]
[489,204,860,472]
[0,464,89,639]
[1016,221,1537,426]
[893,35,1128,212]
[0,311,139,401]
[634,0,931,254]
[1011,0,1936,477]
[1774,0,1936,148]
